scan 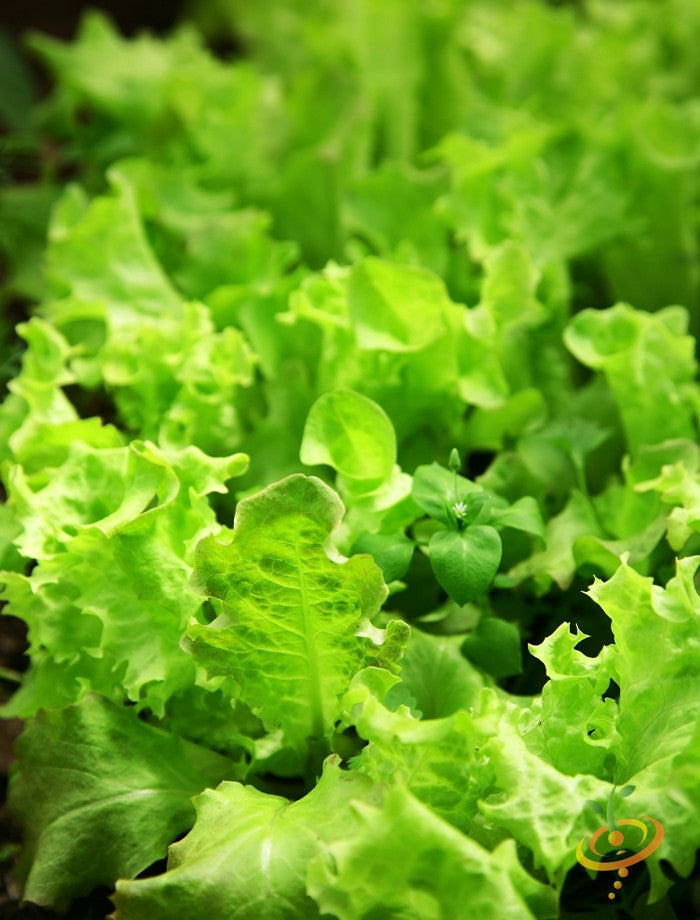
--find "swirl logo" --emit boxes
[576,785,664,902]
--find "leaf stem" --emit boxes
[607,785,618,831]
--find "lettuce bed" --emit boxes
[1,1,700,918]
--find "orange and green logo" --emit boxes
[576,785,664,902]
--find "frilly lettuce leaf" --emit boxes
[634,456,700,552]
[525,622,620,779]
[1,529,195,718]
[565,303,697,454]
[0,317,123,472]
[45,177,179,316]
[476,705,612,886]
[8,441,179,559]
[29,11,287,192]
[343,670,608,886]
[4,2,700,916]
[626,714,700,899]
[107,159,299,303]
[588,558,700,781]
[308,784,558,920]
[341,667,493,835]
[342,560,700,896]
[186,475,408,760]
[1,442,248,717]
[520,560,700,898]
[41,176,257,453]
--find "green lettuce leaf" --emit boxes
[41,177,257,452]
[564,304,697,455]
[344,671,608,888]
[281,258,506,464]
[108,159,299,302]
[300,388,396,491]
[391,626,487,719]
[113,759,377,920]
[1,442,248,717]
[477,707,612,886]
[344,161,449,278]
[507,491,603,592]
[342,668,493,834]
[634,457,700,552]
[1,528,198,718]
[29,11,286,191]
[525,623,619,779]
[347,256,450,353]
[5,2,700,916]
[522,560,700,899]
[626,713,700,900]
[588,559,700,780]
[186,475,408,762]
[0,318,123,473]
[8,694,236,909]
[308,784,558,920]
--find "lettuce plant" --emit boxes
[1,1,699,918]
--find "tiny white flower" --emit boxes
[452,501,468,518]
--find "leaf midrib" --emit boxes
[296,542,325,741]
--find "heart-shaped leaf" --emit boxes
[429,526,502,605]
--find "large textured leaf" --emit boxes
[477,703,610,885]
[588,559,700,780]
[186,475,407,756]
[8,695,236,909]
[113,760,377,920]
[307,785,558,920]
